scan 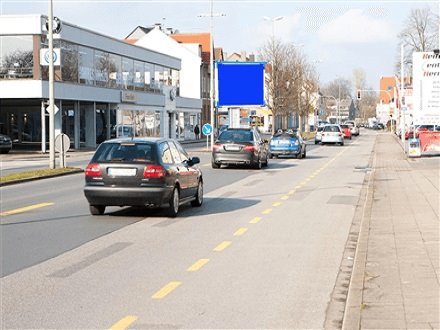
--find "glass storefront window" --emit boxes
[154,64,163,90]
[96,104,108,143]
[0,35,34,79]
[62,102,75,145]
[134,60,144,91]
[95,50,109,87]
[144,62,153,92]
[79,46,94,85]
[122,57,134,90]
[108,53,121,89]
[171,69,180,96]
[61,41,78,83]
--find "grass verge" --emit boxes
[1,167,82,184]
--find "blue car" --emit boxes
[269,131,306,159]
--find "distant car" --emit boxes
[315,126,324,144]
[83,137,203,217]
[0,134,12,154]
[269,131,306,159]
[344,121,359,136]
[321,124,344,146]
[340,124,352,139]
[211,127,269,169]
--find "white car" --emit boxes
[321,124,344,146]
[314,126,324,144]
[344,121,359,136]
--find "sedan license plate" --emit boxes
[225,145,241,151]
[108,168,137,176]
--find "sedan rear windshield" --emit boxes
[323,126,341,132]
[92,142,156,163]
[218,130,253,142]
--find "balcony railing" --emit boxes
[0,66,34,79]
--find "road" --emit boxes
[1,130,376,329]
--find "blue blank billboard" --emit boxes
[217,62,265,107]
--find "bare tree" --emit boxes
[259,39,298,133]
[352,68,366,91]
[397,6,439,73]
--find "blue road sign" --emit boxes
[202,123,213,135]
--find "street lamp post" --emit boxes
[263,16,284,41]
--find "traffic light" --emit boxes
[356,89,361,100]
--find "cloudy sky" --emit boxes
[1,0,438,90]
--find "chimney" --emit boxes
[241,51,246,61]
[249,54,255,62]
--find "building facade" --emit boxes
[0,15,201,151]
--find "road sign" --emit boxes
[55,133,70,153]
[202,123,213,136]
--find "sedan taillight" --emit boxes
[243,145,256,152]
[143,165,166,178]
[85,163,102,177]
[212,143,222,151]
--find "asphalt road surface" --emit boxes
[1,130,376,329]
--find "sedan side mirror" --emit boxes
[188,157,200,166]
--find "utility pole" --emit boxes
[48,0,55,169]
[198,0,225,150]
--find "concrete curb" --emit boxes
[340,136,377,330]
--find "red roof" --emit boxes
[171,33,212,62]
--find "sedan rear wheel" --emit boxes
[89,205,105,215]
[167,187,180,217]
[191,180,203,207]
[254,157,262,169]
[211,161,220,169]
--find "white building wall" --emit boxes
[135,28,201,100]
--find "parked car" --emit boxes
[83,137,203,217]
[269,130,306,158]
[211,127,269,169]
[0,134,12,154]
[321,124,344,146]
[314,126,324,144]
[340,124,352,139]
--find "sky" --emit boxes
[1,0,439,91]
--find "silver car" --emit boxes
[321,124,344,146]
[314,126,324,144]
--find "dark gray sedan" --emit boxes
[84,137,203,217]
[211,127,269,169]
[0,134,12,154]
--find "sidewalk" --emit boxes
[343,133,440,329]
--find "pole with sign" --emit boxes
[202,123,213,150]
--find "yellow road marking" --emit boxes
[0,202,54,217]
[213,241,232,251]
[281,195,289,200]
[109,315,138,330]
[288,190,296,195]
[295,185,302,189]
[152,281,182,299]
[249,217,262,224]
[272,202,282,207]
[300,181,307,185]
[262,208,272,215]
[187,259,209,272]
[234,227,248,236]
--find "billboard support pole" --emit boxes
[209,0,214,151]
[400,43,406,153]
